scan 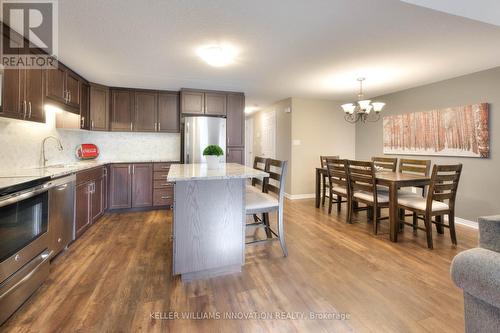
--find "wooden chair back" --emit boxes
[320,155,339,169]
[326,158,348,190]
[264,159,288,208]
[372,157,397,172]
[399,159,431,176]
[427,164,463,211]
[251,156,267,190]
[347,160,377,202]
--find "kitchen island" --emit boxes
[167,163,268,281]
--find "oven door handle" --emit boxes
[0,185,51,208]
[0,251,52,301]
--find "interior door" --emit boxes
[260,110,276,158]
[245,118,254,166]
[134,91,157,132]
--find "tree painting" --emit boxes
[383,103,489,158]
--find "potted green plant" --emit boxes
[203,144,224,169]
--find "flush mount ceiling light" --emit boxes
[341,78,385,124]
[196,43,238,67]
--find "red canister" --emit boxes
[76,144,99,160]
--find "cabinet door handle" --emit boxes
[132,165,135,174]
[130,122,133,131]
[91,120,94,129]
[128,165,131,175]
[23,100,27,119]
[28,102,32,118]
[68,91,71,103]
[161,196,172,199]
[158,122,161,131]
[81,117,85,128]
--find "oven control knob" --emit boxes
[14,254,21,261]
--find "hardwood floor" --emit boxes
[1,199,477,333]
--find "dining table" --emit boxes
[315,167,431,242]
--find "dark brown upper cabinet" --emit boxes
[205,92,227,116]
[80,82,90,130]
[226,93,245,147]
[181,89,227,116]
[2,33,45,123]
[134,90,157,132]
[90,83,109,131]
[45,64,81,113]
[110,89,134,131]
[158,92,180,133]
[181,90,204,115]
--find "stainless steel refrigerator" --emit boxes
[184,116,226,164]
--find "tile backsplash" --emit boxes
[0,115,180,171]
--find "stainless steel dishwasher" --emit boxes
[48,174,76,259]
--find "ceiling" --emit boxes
[57,0,500,108]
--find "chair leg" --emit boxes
[412,213,418,235]
[424,213,433,249]
[347,199,353,224]
[367,207,373,221]
[263,213,272,239]
[277,209,288,257]
[373,206,379,235]
[328,191,333,214]
[322,177,326,206]
[449,212,457,245]
[399,209,405,231]
[435,215,444,234]
[336,195,342,212]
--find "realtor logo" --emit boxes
[1,0,58,68]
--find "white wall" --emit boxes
[0,113,180,171]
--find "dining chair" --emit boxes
[325,158,349,215]
[398,159,431,228]
[320,155,339,206]
[245,159,288,256]
[397,164,463,249]
[248,156,267,193]
[347,160,389,234]
[372,157,398,172]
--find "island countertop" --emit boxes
[167,163,268,182]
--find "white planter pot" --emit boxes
[205,155,220,170]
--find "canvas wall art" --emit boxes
[383,103,489,158]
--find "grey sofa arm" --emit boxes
[451,248,500,308]
[478,215,500,252]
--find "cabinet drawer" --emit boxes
[154,171,170,180]
[154,163,171,172]
[76,166,105,185]
[153,188,173,206]
[154,180,173,189]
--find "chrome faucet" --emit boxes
[42,136,64,167]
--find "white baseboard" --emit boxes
[452,217,478,229]
[284,193,315,200]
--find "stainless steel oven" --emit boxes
[0,177,54,325]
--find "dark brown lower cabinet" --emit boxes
[227,147,245,164]
[75,167,106,238]
[131,164,153,207]
[109,163,153,209]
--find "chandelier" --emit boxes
[341,78,385,123]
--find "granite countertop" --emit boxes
[167,163,269,182]
[0,159,179,192]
